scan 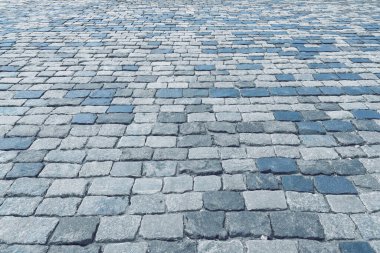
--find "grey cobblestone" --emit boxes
[1,0,380,249]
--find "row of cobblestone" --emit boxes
[1,0,380,252]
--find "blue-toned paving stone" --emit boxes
[122,65,139,71]
[156,89,183,98]
[337,73,362,80]
[1,0,380,248]
[236,63,263,70]
[72,113,97,125]
[323,120,354,132]
[65,90,91,98]
[275,74,295,81]
[315,176,357,194]
[241,88,270,97]
[349,58,373,63]
[313,73,339,81]
[0,137,34,150]
[296,87,322,96]
[107,105,134,113]
[320,87,344,95]
[343,86,374,95]
[282,175,314,192]
[256,157,297,174]
[352,109,380,119]
[82,98,112,106]
[274,111,303,122]
[210,88,240,98]
[183,89,209,97]
[297,122,326,134]
[14,90,44,99]
[339,242,375,253]
[90,89,116,98]
[269,87,298,96]
[6,163,44,178]
[331,159,366,176]
[194,65,215,71]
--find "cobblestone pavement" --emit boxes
[0,0,380,252]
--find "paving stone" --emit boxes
[0,217,58,244]
[271,211,325,239]
[7,177,50,196]
[246,173,280,190]
[88,177,134,196]
[163,175,193,193]
[256,157,297,174]
[226,211,271,237]
[184,211,226,239]
[103,243,147,253]
[140,214,183,239]
[315,176,357,194]
[6,162,44,178]
[194,175,221,191]
[148,240,196,253]
[246,240,298,253]
[77,196,128,215]
[79,161,112,177]
[286,192,330,212]
[281,175,314,192]
[2,245,48,253]
[243,190,287,210]
[36,197,81,216]
[132,178,162,194]
[326,195,365,213]
[298,240,339,253]
[143,161,177,177]
[48,245,100,253]
[46,178,87,197]
[111,161,142,177]
[339,242,376,253]
[203,191,244,211]
[0,137,34,150]
[96,215,141,242]
[360,192,380,212]
[0,197,41,216]
[40,163,81,178]
[198,240,244,253]
[351,214,380,240]
[128,194,165,214]
[50,217,99,245]
[222,174,246,190]
[319,213,358,240]
[178,160,223,175]
[298,160,334,175]
[222,159,257,173]
[166,192,203,212]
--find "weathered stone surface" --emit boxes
[271,212,325,239]
[226,211,271,237]
[0,217,58,244]
[184,211,227,239]
[96,215,141,242]
[50,217,99,245]
[140,214,183,239]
